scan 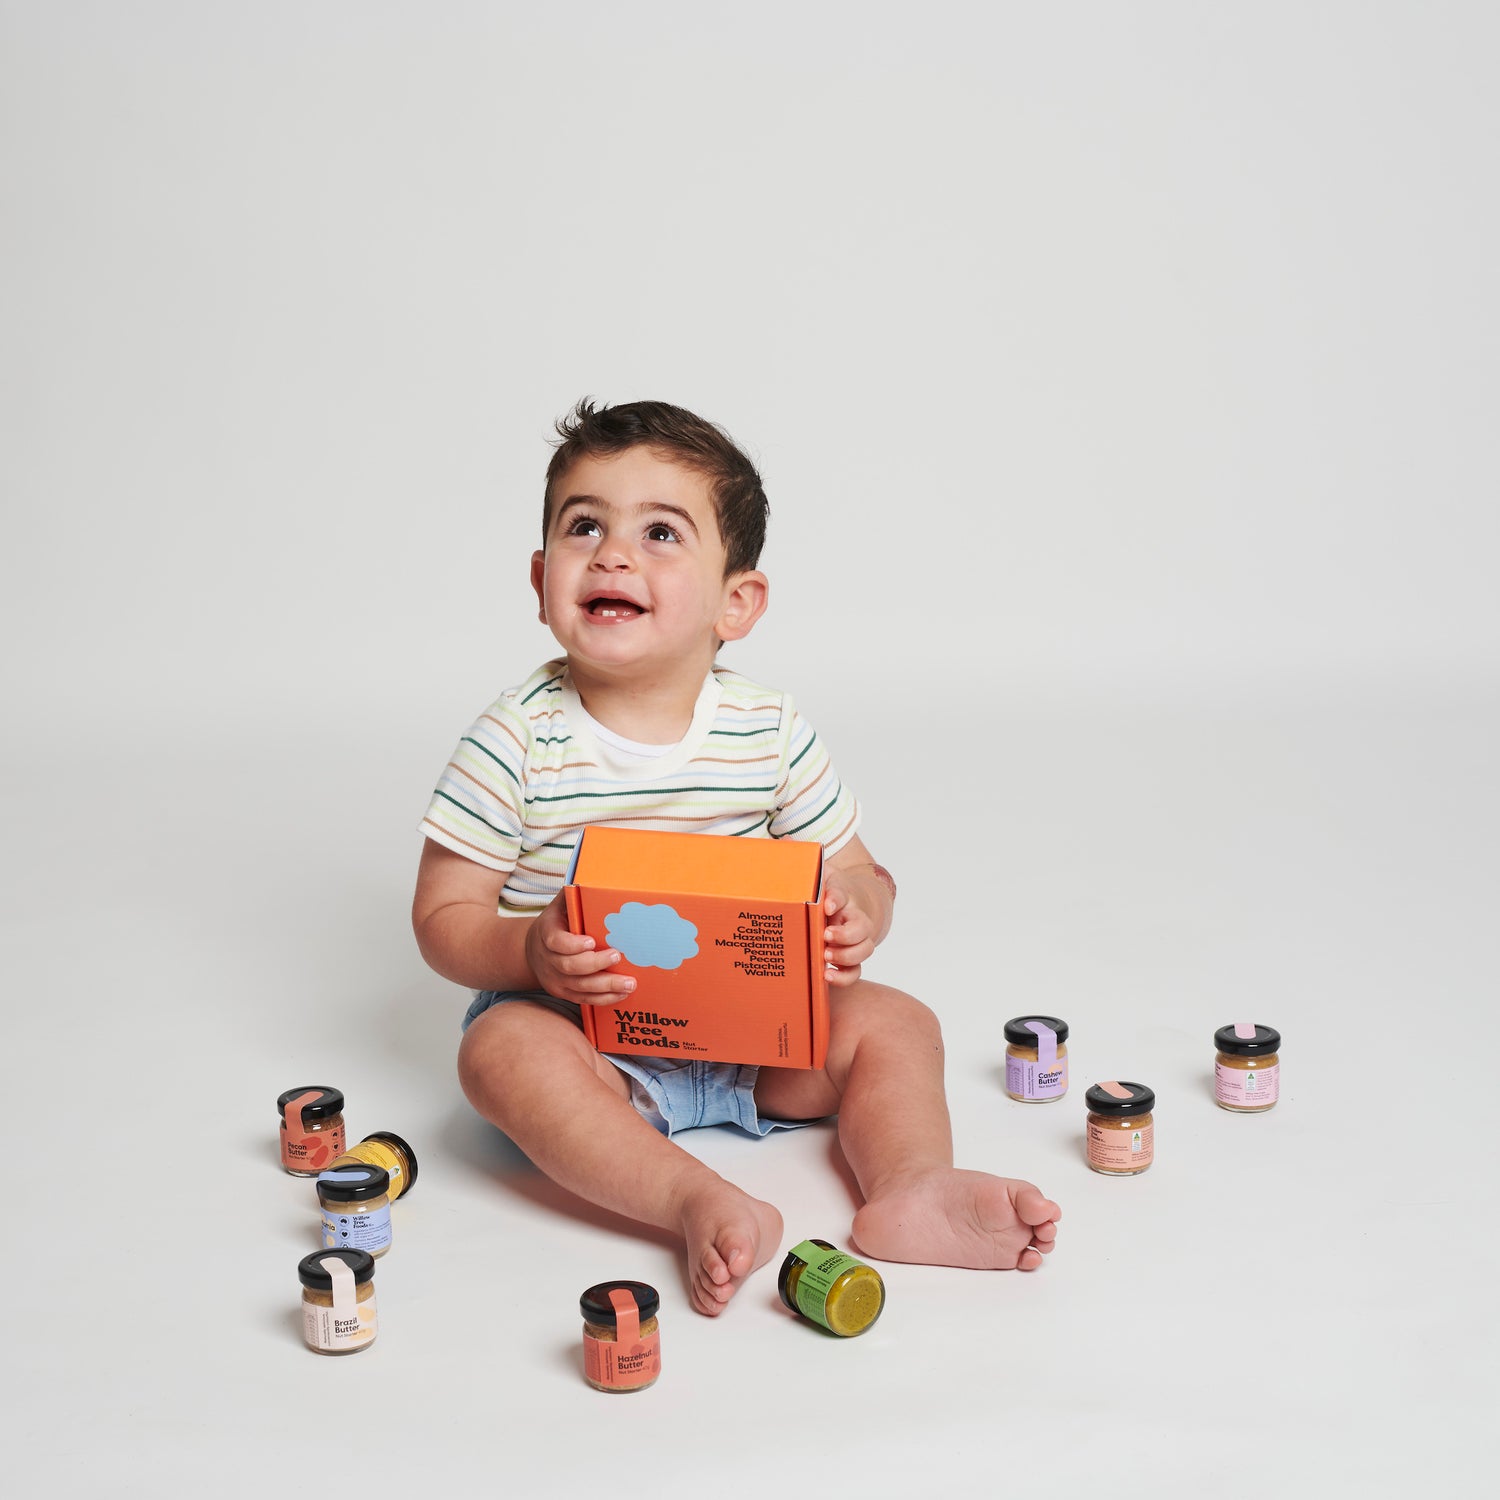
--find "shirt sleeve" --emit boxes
[768,702,861,854]
[418,696,529,874]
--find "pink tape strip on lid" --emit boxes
[1024,1022,1058,1068]
[1097,1080,1133,1099]
[1234,1022,1257,1040]
[609,1287,640,1347]
[285,1090,319,1138]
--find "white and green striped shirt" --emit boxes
[421,660,861,917]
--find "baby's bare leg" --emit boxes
[755,982,1060,1270]
[458,1001,782,1314]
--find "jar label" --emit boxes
[583,1292,661,1392]
[1006,1048,1068,1100]
[788,1239,867,1329]
[321,1202,393,1253]
[303,1257,376,1352]
[1215,1060,1279,1107]
[281,1104,345,1173]
[1087,1119,1154,1170]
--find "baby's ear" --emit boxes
[530,550,547,623]
[717,570,769,642]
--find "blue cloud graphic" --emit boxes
[605,902,699,971]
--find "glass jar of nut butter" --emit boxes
[580,1281,661,1393]
[316,1163,393,1258]
[330,1132,419,1201]
[1214,1023,1281,1112]
[778,1239,885,1337]
[1003,1015,1070,1102]
[277,1087,346,1176]
[1085,1081,1155,1176]
[299,1248,377,1354]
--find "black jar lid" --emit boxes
[362,1131,419,1193]
[1003,1016,1070,1047]
[1085,1080,1155,1115]
[1215,1023,1281,1056]
[316,1163,391,1203]
[580,1281,660,1325]
[278,1086,345,1122]
[298,1248,376,1289]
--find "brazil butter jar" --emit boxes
[299,1248,377,1354]
[1003,1015,1069,1102]
[778,1238,885,1337]
[1214,1023,1281,1112]
[277,1086,346,1176]
[580,1281,661,1392]
[1085,1081,1155,1176]
[331,1131,419,1201]
[316,1163,393,1257]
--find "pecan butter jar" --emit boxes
[1214,1023,1281,1112]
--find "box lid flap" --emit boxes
[573,826,820,900]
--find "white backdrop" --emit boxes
[3,4,1496,1495]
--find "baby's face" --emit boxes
[532,448,746,684]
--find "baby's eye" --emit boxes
[645,523,680,543]
[566,517,603,538]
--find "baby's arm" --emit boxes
[412,839,636,1003]
[821,835,896,988]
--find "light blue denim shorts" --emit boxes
[463,990,821,1139]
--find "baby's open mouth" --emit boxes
[585,597,645,618]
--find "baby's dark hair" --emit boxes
[543,399,769,576]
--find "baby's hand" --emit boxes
[525,893,637,1005]
[822,877,879,988]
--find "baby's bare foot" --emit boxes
[679,1181,783,1316]
[851,1168,1061,1271]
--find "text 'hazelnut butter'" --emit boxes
[1214,1023,1281,1112]
[581,1281,661,1393]
[778,1238,885,1337]
[1004,1015,1069,1102]
[1085,1081,1155,1176]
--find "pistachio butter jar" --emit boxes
[278,1086,346,1176]
[299,1248,377,1354]
[1085,1081,1155,1176]
[1214,1023,1281,1112]
[331,1131,419,1201]
[580,1281,661,1393]
[778,1239,885,1337]
[1004,1015,1069,1102]
[316,1163,393,1257]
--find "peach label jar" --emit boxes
[277,1087,346,1176]
[1004,1015,1069,1102]
[330,1132,419,1201]
[778,1239,885,1336]
[316,1163,393,1258]
[1214,1023,1281,1112]
[580,1281,661,1392]
[299,1248,377,1354]
[1085,1081,1155,1175]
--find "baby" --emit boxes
[413,399,1060,1314]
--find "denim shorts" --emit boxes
[463,990,821,1139]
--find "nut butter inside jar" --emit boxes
[1214,1023,1281,1112]
[299,1248,377,1354]
[331,1131,419,1201]
[1085,1081,1155,1176]
[1003,1015,1070,1102]
[580,1281,661,1393]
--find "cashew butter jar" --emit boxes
[1214,1023,1281,1112]
[316,1163,393,1258]
[580,1281,661,1393]
[1004,1016,1069,1102]
[1085,1081,1155,1176]
[299,1248,377,1355]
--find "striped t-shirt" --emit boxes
[420,660,861,917]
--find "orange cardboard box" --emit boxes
[564,826,829,1069]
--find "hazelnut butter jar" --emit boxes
[1214,1023,1281,1112]
[1085,1081,1155,1176]
[299,1248,377,1354]
[277,1087,346,1176]
[580,1281,661,1393]
[1004,1016,1069,1102]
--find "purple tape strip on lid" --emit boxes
[1234,1022,1257,1040]
[1025,1021,1058,1068]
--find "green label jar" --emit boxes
[778,1239,885,1337]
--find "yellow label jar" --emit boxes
[1003,1015,1070,1102]
[778,1239,885,1337]
[299,1248,377,1354]
[1085,1081,1155,1176]
[1214,1023,1281,1112]
[330,1131,419,1201]
[278,1086,346,1176]
[580,1281,661,1393]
